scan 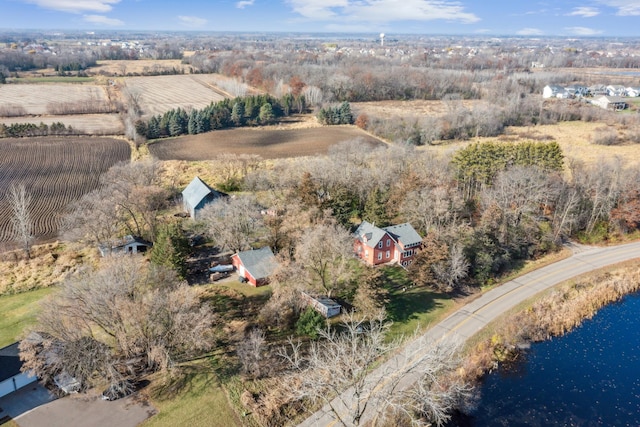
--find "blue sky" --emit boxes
[2,0,640,36]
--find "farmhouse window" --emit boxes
[365,250,369,257]
[377,252,382,260]
[403,250,413,258]
[386,239,391,247]
[378,241,383,249]
[386,250,390,259]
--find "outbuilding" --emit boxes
[0,342,37,399]
[182,176,226,219]
[98,235,152,257]
[231,247,278,287]
[301,292,342,318]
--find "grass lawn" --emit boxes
[143,359,242,427]
[9,76,95,84]
[381,266,457,339]
[0,287,54,348]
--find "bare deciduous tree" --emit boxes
[8,183,34,258]
[237,328,266,378]
[278,313,472,427]
[20,256,216,392]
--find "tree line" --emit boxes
[0,122,74,138]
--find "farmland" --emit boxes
[147,126,385,160]
[0,114,124,135]
[123,74,230,117]
[0,137,130,243]
[0,83,112,116]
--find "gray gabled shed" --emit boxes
[182,176,226,219]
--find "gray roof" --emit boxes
[182,177,224,216]
[0,342,22,382]
[236,247,278,280]
[599,96,627,103]
[354,221,387,248]
[383,223,422,247]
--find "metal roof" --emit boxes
[383,223,422,247]
[236,247,278,280]
[354,221,387,248]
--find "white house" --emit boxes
[588,85,608,96]
[591,96,628,111]
[606,85,627,97]
[542,85,570,99]
[565,84,588,98]
[625,87,640,97]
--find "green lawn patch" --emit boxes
[10,76,95,84]
[0,287,54,347]
[143,359,241,427]
[381,266,456,339]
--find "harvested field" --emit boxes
[123,74,229,117]
[0,114,124,135]
[148,126,385,160]
[0,137,130,243]
[0,83,111,116]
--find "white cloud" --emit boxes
[178,16,208,27]
[565,26,603,36]
[567,7,600,17]
[236,0,255,9]
[24,0,120,13]
[286,0,480,24]
[516,28,544,36]
[83,14,124,26]
[596,0,640,16]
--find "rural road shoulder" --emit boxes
[299,240,640,427]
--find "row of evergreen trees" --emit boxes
[136,93,308,140]
[0,121,73,138]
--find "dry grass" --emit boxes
[352,99,483,118]
[0,114,124,135]
[423,121,640,170]
[90,59,188,76]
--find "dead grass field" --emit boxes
[91,59,188,76]
[0,83,110,116]
[0,114,124,135]
[352,99,483,118]
[543,67,640,85]
[425,121,640,169]
[147,125,385,160]
[0,137,130,242]
[123,75,229,117]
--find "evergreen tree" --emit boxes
[150,223,190,279]
[339,101,354,124]
[231,101,245,126]
[259,103,275,125]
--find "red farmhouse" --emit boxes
[354,221,422,268]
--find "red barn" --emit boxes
[354,221,422,268]
[231,247,278,287]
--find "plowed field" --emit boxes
[147,126,385,160]
[0,137,130,242]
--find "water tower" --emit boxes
[380,33,385,47]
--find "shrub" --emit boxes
[591,127,619,146]
[295,306,325,339]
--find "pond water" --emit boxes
[458,293,640,426]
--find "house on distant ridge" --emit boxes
[591,96,628,111]
[182,176,226,219]
[231,247,278,287]
[542,85,569,99]
[354,221,422,268]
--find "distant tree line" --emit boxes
[0,122,74,138]
[136,93,308,139]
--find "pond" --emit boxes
[458,293,640,426]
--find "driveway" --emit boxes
[4,386,156,427]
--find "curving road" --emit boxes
[299,241,640,427]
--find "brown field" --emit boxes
[0,137,130,243]
[542,67,640,85]
[123,74,230,117]
[90,59,188,76]
[352,99,484,118]
[0,84,110,116]
[147,125,385,160]
[0,114,124,135]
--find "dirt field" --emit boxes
[0,84,110,116]
[0,137,130,242]
[147,125,384,160]
[123,75,229,117]
[0,114,124,135]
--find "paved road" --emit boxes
[299,241,640,427]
